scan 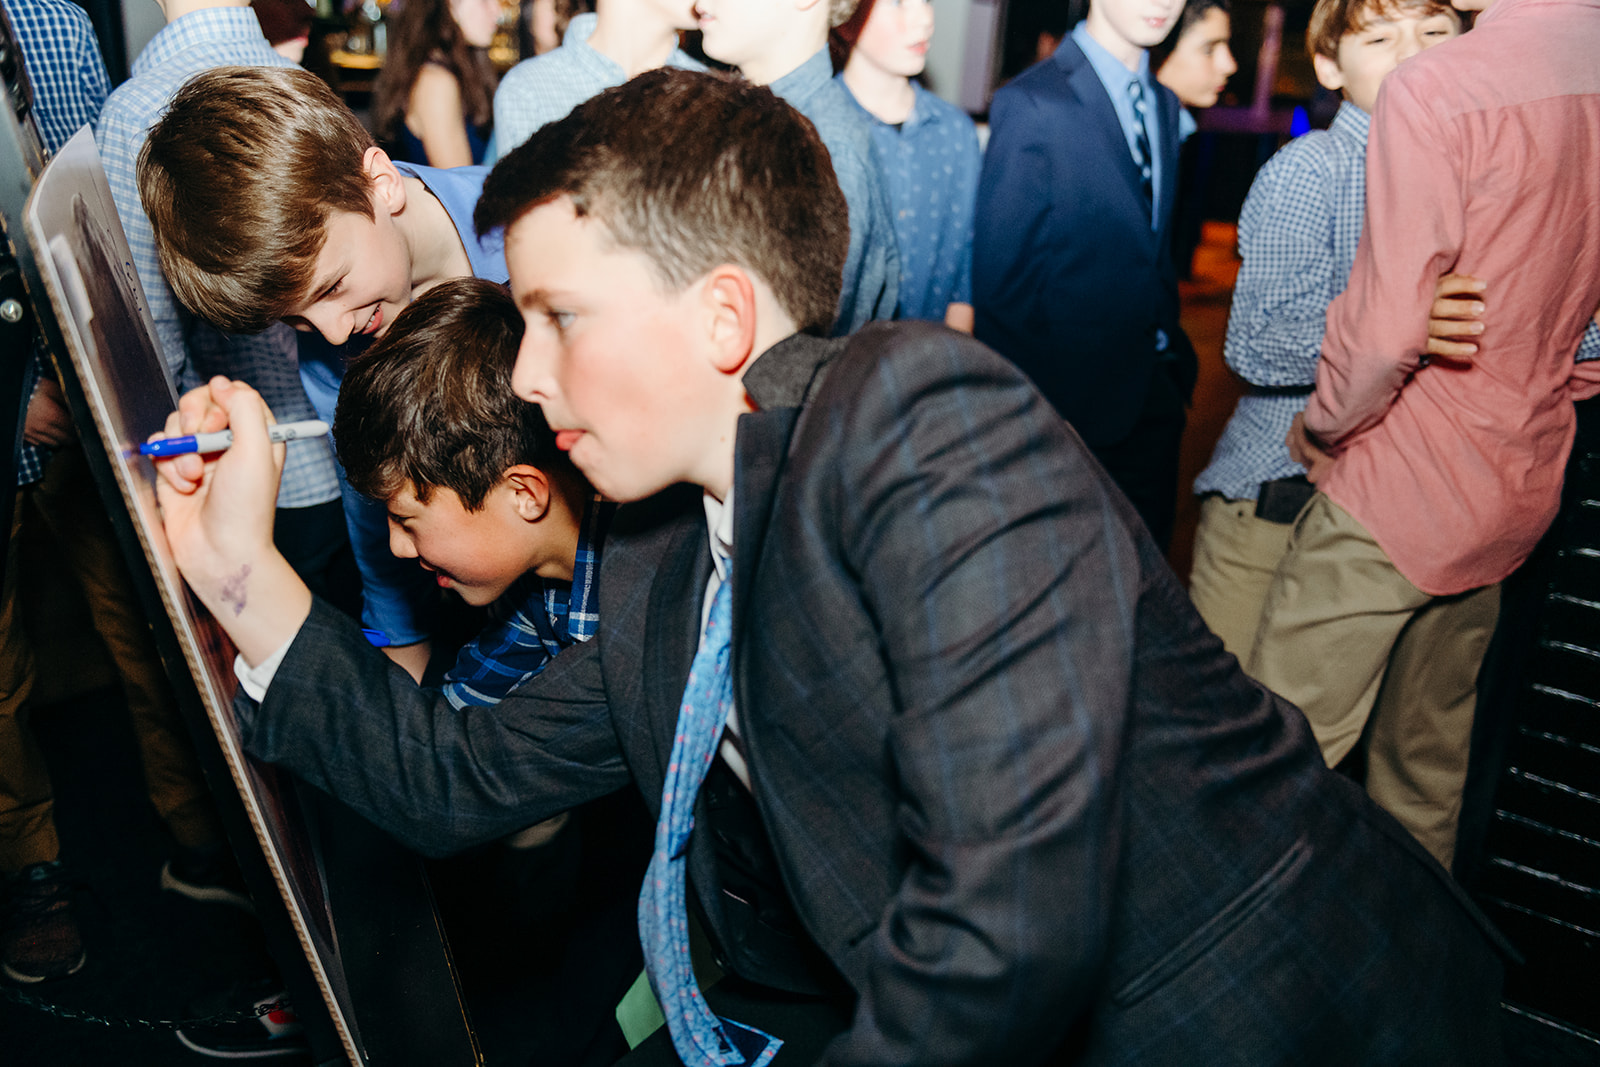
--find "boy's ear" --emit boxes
[702,265,760,376]
[793,0,827,12]
[504,465,553,521]
[363,146,408,216]
[1312,53,1346,94]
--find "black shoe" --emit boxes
[176,987,308,1061]
[2,861,86,984]
[162,843,254,914]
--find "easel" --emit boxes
[0,6,479,1061]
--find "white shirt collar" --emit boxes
[702,488,735,582]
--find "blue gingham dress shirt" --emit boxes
[840,79,979,323]
[442,497,614,709]
[771,49,900,335]
[9,0,110,488]
[94,7,339,509]
[492,13,706,159]
[1194,102,1371,501]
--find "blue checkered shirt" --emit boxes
[1195,102,1371,501]
[9,0,111,487]
[94,7,339,509]
[772,49,900,335]
[841,79,979,323]
[492,13,705,159]
[442,497,614,709]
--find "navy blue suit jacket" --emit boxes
[974,39,1192,448]
[241,325,1504,1064]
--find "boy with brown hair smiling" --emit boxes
[152,69,1503,1062]
[138,66,505,347]
[139,64,510,678]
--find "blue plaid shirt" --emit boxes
[94,7,340,509]
[1195,103,1371,501]
[9,0,111,487]
[442,497,614,709]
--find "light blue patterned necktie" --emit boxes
[1128,79,1155,217]
[638,579,782,1066]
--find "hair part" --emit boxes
[1149,0,1231,73]
[372,0,497,145]
[1307,0,1457,59]
[138,66,377,335]
[476,69,848,336]
[334,277,575,509]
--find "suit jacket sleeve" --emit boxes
[812,325,1138,1064]
[235,597,630,856]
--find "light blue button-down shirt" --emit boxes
[1072,21,1164,227]
[770,49,900,335]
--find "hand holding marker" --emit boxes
[139,419,331,457]
[141,418,391,649]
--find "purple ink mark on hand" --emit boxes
[221,564,251,617]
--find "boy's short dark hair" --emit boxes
[138,66,376,335]
[1307,0,1457,60]
[476,68,848,337]
[334,277,575,510]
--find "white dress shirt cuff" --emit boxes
[234,637,293,703]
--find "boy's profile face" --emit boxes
[386,480,550,605]
[283,199,414,345]
[1157,7,1237,109]
[853,0,936,80]
[1314,2,1461,113]
[505,198,733,503]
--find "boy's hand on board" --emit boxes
[151,377,284,591]
[1426,272,1487,363]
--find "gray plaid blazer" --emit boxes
[244,322,1506,1065]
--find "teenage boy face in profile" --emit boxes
[505,198,791,503]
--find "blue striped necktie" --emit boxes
[638,579,782,1066]
[1128,79,1155,217]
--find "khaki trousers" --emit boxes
[1188,495,1293,663]
[0,446,220,873]
[1247,493,1499,868]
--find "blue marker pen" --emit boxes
[140,419,330,457]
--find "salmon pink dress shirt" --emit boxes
[1307,0,1600,595]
